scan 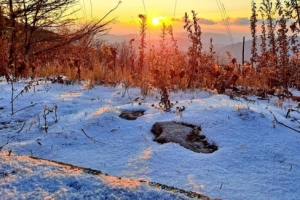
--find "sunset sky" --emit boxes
[74,0,263,39]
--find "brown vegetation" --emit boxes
[1,1,300,99]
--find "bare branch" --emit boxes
[81,129,105,144]
[270,111,300,134]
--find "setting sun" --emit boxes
[152,17,160,26]
[151,16,170,26]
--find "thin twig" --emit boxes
[17,121,26,133]
[257,97,269,101]
[81,129,105,144]
[0,142,9,152]
[97,1,121,23]
[220,182,224,189]
[12,103,38,115]
[286,108,300,118]
[10,90,24,103]
[242,96,256,104]
[291,117,300,124]
[8,149,12,156]
[270,111,300,133]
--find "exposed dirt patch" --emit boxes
[119,110,145,120]
[151,121,218,153]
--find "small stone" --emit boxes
[119,110,145,120]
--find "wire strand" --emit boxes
[80,0,87,18]
[173,0,178,19]
[142,0,147,15]
[89,0,93,18]
[217,0,230,38]
[216,0,236,57]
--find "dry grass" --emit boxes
[2,11,300,96]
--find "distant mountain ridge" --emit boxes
[219,36,299,64]
[102,32,238,51]
[102,32,298,65]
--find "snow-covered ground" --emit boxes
[0,153,203,199]
[1,79,300,199]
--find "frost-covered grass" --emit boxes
[1,79,300,199]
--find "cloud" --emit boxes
[228,17,250,25]
[171,16,217,25]
[171,17,185,23]
[198,18,217,25]
[172,16,256,26]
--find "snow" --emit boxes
[0,154,194,200]
[1,79,300,199]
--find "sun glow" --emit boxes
[152,17,160,26]
[151,16,171,27]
